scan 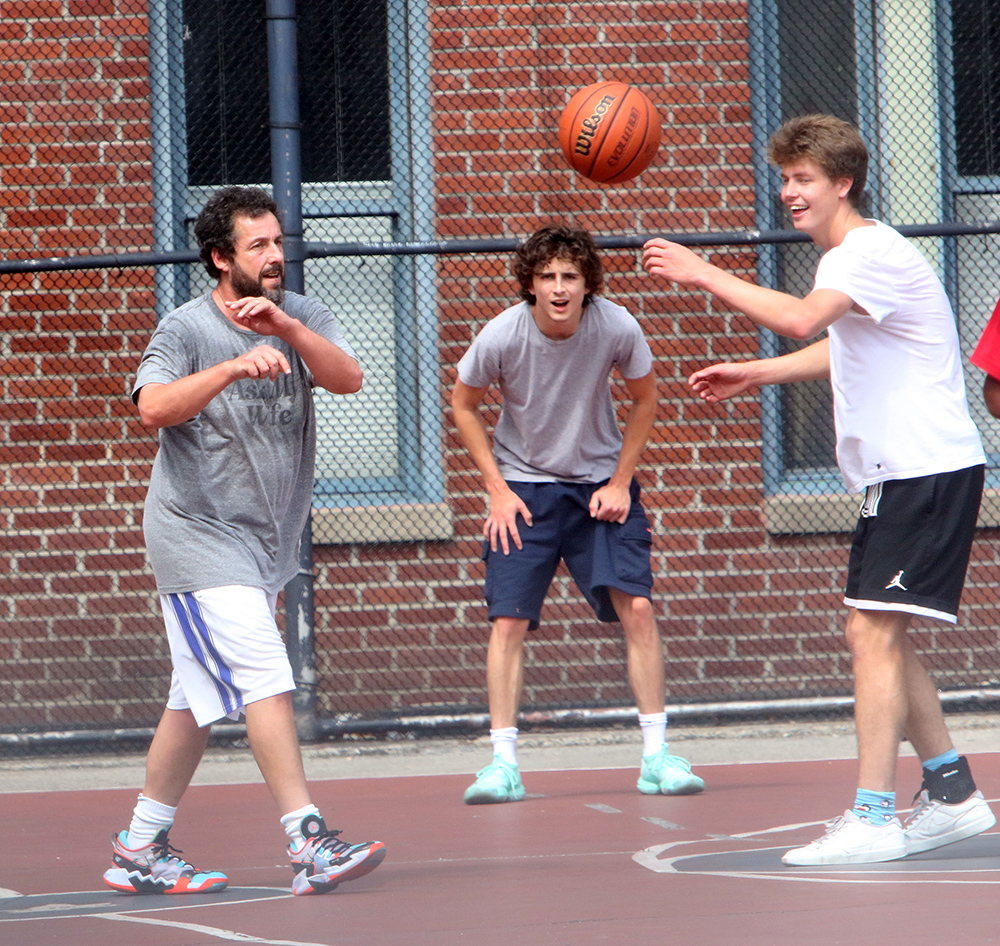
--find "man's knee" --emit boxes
[844,608,910,657]
[490,617,530,646]
[616,594,658,642]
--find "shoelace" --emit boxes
[815,815,848,840]
[148,836,196,871]
[903,791,933,825]
[310,828,352,859]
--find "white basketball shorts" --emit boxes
[161,585,295,727]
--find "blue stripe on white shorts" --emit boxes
[161,585,295,727]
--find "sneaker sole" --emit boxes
[637,777,705,796]
[463,786,526,804]
[102,867,228,894]
[905,805,996,855]
[782,842,907,866]
[292,842,387,896]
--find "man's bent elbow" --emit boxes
[783,321,825,342]
[135,387,170,429]
[332,365,362,394]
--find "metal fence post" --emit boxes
[266,0,318,741]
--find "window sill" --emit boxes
[764,487,1000,535]
[312,502,454,545]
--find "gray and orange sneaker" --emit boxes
[103,828,228,894]
[288,813,386,896]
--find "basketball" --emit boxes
[558,81,661,185]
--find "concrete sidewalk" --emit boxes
[4,712,999,794]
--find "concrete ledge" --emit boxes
[5,713,1000,792]
[765,486,1000,535]
[312,502,453,544]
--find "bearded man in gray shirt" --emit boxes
[102,186,385,898]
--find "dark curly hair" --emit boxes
[194,186,282,279]
[512,226,603,306]
[767,114,869,208]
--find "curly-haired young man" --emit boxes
[452,225,704,804]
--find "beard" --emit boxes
[229,259,286,306]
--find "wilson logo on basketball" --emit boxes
[573,94,616,156]
[606,107,640,167]
[559,81,661,184]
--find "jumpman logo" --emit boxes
[885,570,907,591]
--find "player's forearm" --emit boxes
[754,337,831,385]
[280,320,362,394]
[693,268,832,340]
[136,363,239,428]
[984,374,1000,419]
[607,396,656,489]
[452,406,508,493]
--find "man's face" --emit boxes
[529,256,587,338]
[225,212,285,304]
[779,159,852,237]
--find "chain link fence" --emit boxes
[3,1,1000,748]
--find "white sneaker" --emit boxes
[903,789,996,855]
[782,810,906,866]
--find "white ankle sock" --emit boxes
[280,804,321,849]
[490,727,519,766]
[638,711,667,756]
[126,793,177,848]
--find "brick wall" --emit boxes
[0,2,167,728]
[3,1,998,732]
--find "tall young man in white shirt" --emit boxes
[643,114,993,865]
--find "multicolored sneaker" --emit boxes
[102,829,228,894]
[637,746,705,795]
[288,813,387,896]
[463,757,525,804]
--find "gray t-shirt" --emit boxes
[456,296,653,483]
[133,292,357,594]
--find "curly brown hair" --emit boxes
[512,226,604,306]
[194,186,282,279]
[767,114,868,208]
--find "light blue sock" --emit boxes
[922,749,959,773]
[853,788,895,825]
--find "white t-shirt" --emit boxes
[814,220,984,493]
[456,297,653,483]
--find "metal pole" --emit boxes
[266,0,318,741]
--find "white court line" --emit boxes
[632,798,1000,885]
[0,890,293,925]
[101,912,329,945]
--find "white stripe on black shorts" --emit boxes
[844,464,984,623]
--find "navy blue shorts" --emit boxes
[482,479,654,630]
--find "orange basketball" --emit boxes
[558,81,661,185]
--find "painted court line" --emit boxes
[101,912,328,945]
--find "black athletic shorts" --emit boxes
[844,464,984,623]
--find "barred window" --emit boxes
[182,1,392,186]
[953,0,1000,177]
[149,0,446,531]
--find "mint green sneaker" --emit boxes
[637,746,705,796]
[463,757,526,804]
